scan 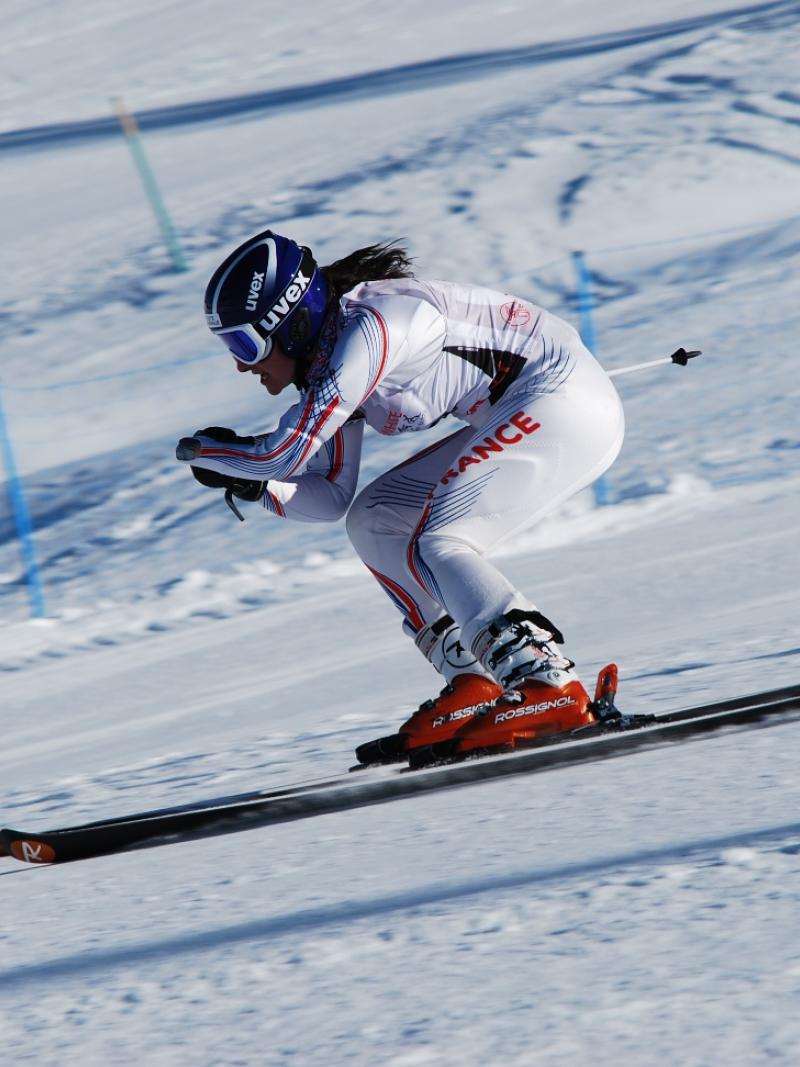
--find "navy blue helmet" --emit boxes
[204,230,329,363]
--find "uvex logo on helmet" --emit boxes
[258,270,312,331]
[246,272,265,312]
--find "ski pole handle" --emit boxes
[176,437,202,460]
[607,348,702,379]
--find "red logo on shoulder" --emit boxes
[500,300,531,327]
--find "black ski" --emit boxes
[2,682,799,865]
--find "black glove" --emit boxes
[190,465,265,499]
[181,427,264,521]
[193,426,257,447]
[176,425,256,461]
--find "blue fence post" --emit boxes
[0,385,47,618]
[572,250,609,507]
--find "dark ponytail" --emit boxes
[321,242,415,301]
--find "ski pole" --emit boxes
[606,348,702,379]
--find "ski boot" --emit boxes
[354,672,502,766]
[435,610,596,763]
[354,614,501,766]
[400,672,503,748]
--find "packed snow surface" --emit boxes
[1,1,799,1064]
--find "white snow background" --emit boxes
[1,1,799,1064]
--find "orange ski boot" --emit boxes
[353,673,501,766]
[400,673,503,749]
[354,614,502,766]
[451,677,594,757]
[447,608,596,759]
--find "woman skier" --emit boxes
[177,229,625,765]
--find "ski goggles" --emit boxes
[215,322,274,365]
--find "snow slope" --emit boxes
[1,1,799,1064]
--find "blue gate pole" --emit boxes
[572,250,609,507]
[0,384,47,618]
[112,96,189,274]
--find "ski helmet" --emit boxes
[204,230,329,364]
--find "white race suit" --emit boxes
[186,277,624,660]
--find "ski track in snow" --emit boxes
[3,723,800,1065]
[3,819,800,988]
[2,0,794,150]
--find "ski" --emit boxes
[2,682,799,865]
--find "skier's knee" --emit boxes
[414,528,470,565]
[347,487,411,557]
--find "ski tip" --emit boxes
[1,832,57,865]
